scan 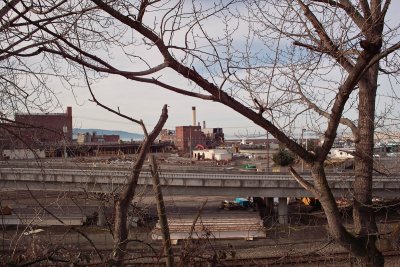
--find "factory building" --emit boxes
[161,106,225,153]
[77,131,120,144]
[0,106,73,150]
[175,126,206,153]
[159,129,176,143]
[203,127,224,147]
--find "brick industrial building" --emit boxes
[1,105,224,158]
[162,107,224,153]
[0,107,73,150]
[76,131,120,144]
[175,126,206,153]
[0,107,172,159]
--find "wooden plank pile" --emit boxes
[152,214,265,244]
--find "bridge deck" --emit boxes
[1,166,399,198]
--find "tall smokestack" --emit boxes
[192,106,196,126]
[203,121,206,129]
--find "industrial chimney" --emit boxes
[203,121,206,129]
[192,106,196,126]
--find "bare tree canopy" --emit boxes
[2,0,400,265]
[0,0,87,114]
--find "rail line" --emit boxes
[3,239,399,266]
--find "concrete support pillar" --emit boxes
[278,197,288,224]
[97,206,106,226]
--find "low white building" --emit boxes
[192,149,232,161]
[3,149,46,159]
[328,148,354,159]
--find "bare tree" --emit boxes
[84,69,169,264]
[110,106,168,265]
[244,2,400,266]
[2,0,400,266]
[0,2,172,266]
[0,0,99,159]
[0,0,91,115]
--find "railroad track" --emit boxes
[219,250,400,266]
[3,239,400,266]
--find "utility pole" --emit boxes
[63,125,68,159]
[189,127,192,158]
[301,128,305,173]
[266,131,269,172]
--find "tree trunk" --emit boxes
[112,148,151,265]
[149,155,174,267]
[310,163,367,256]
[353,63,384,266]
[113,200,129,263]
[111,105,168,266]
[311,159,384,266]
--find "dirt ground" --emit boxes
[2,190,400,266]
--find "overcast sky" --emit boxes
[54,2,268,137]
[52,1,400,138]
[58,74,267,137]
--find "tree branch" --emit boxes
[289,167,321,197]
[364,41,400,73]
[311,0,366,30]
[92,0,173,61]
[381,0,391,19]
[293,77,359,141]
[0,0,22,18]
[25,186,104,262]
[318,48,377,161]
[359,0,371,19]
[82,65,142,125]
[41,46,216,101]
[296,0,354,72]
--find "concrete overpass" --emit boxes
[1,166,399,198]
[1,166,399,224]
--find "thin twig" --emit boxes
[26,186,104,262]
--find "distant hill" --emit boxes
[73,128,143,141]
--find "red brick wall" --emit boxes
[1,107,73,149]
[175,126,205,152]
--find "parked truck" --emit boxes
[220,197,253,210]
